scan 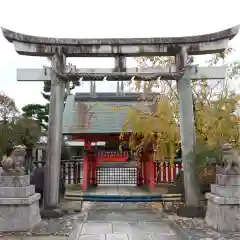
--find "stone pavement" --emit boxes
[0,237,67,240]
[68,202,179,240]
[0,200,179,239]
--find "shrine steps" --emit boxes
[65,186,182,202]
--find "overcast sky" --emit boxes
[0,0,240,110]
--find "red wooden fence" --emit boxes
[31,160,182,186]
[154,162,183,184]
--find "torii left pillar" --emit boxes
[44,49,66,209]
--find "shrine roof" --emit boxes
[62,93,152,135]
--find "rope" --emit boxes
[50,55,193,82]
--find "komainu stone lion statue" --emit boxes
[220,143,240,184]
[222,143,240,174]
[1,145,26,175]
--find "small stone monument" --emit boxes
[0,145,41,232]
[205,144,240,232]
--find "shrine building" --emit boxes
[62,91,182,191]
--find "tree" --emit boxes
[21,102,71,160]
[11,117,41,149]
[127,49,240,159]
[10,117,42,172]
[0,92,42,160]
[0,122,13,158]
[0,92,18,123]
[192,81,240,165]
[119,94,179,162]
[116,49,240,215]
[0,92,19,158]
[22,104,49,132]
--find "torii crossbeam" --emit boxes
[1,26,239,56]
[17,66,227,82]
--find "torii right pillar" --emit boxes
[176,47,203,217]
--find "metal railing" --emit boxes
[30,160,83,185]
[154,161,182,184]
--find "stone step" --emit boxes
[211,184,240,198]
[216,166,239,175]
[0,175,41,233]
[216,174,240,186]
[0,193,40,205]
[205,193,240,232]
[0,185,35,198]
[206,192,240,205]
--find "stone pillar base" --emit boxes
[0,175,41,232]
[205,172,240,232]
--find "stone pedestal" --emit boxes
[0,175,41,232]
[205,168,240,232]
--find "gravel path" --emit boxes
[147,201,240,240]
[167,213,240,240]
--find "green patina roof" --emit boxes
[62,93,152,134]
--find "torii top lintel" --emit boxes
[1,25,239,57]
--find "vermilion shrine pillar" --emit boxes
[82,140,91,191]
[147,158,155,191]
[89,146,97,186]
[137,158,144,186]
[143,157,148,186]
[141,151,155,191]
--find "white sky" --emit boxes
[0,0,240,110]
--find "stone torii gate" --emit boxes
[1,26,239,215]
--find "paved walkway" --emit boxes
[1,237,67,240]
[69,202,178,240]
[1,202,178,240]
